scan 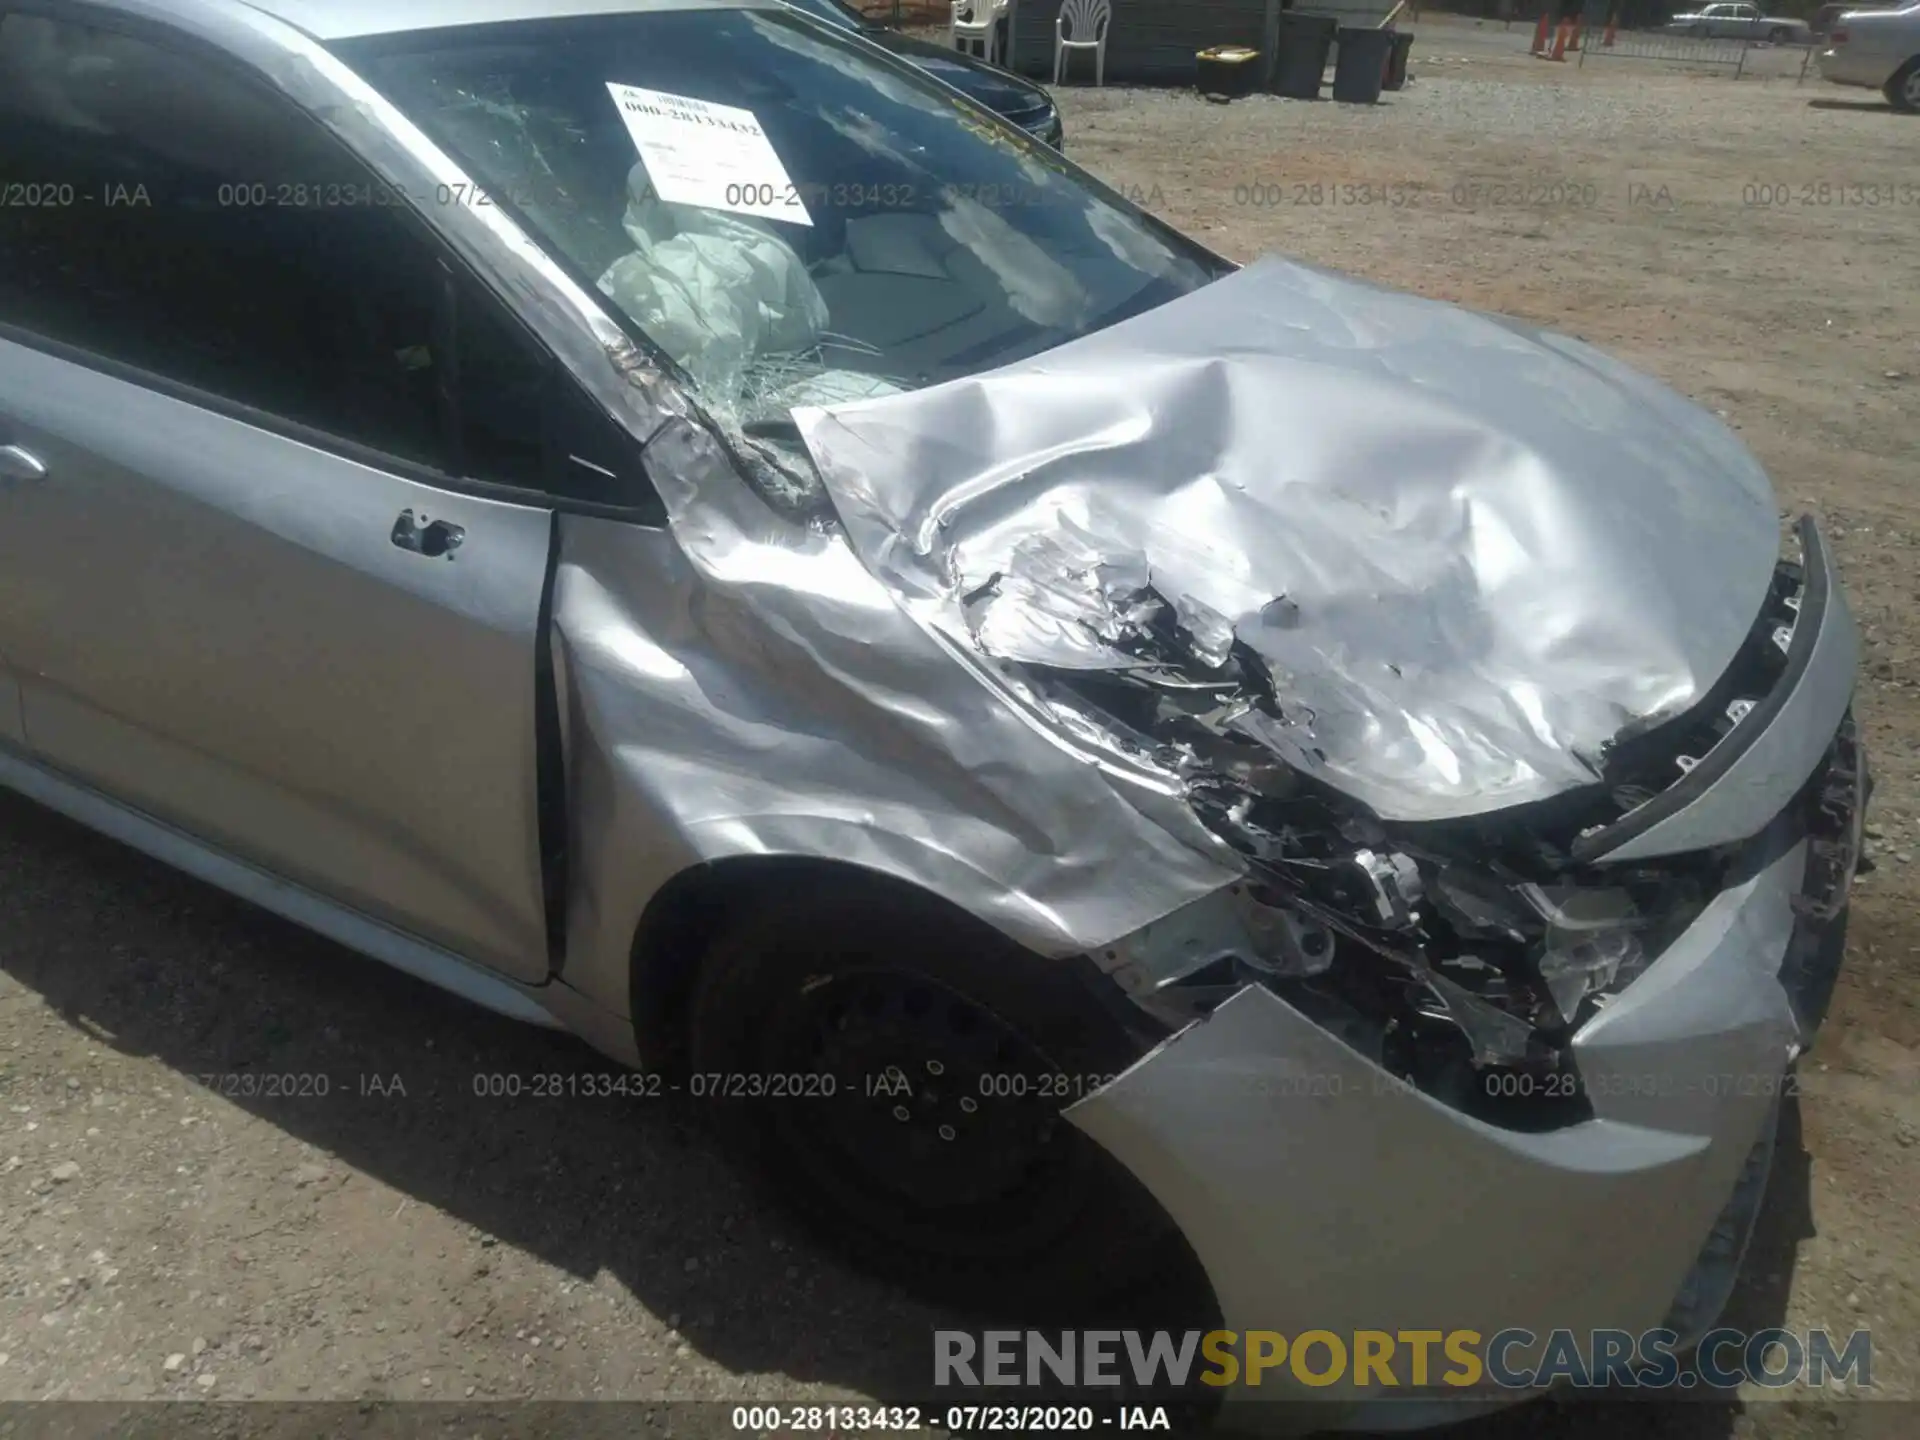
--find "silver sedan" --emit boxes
[1665,2,1813,39]
[0,0,1866,1428]
[1817,2,1920,108]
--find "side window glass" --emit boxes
[0,13,444,465]
[0,13,656,510]
[545,374,658,511]
[456,276,656,509]
[456,277,551,489]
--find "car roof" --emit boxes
[232,0,768,42]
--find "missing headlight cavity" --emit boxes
[1035,538,1746,1132]
[1097,856,1702,1133]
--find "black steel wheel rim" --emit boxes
[758,965,1097,1256]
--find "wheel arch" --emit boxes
[1890,53,1920,112]
[627,855,1054,1067]
[650,854,1223,1321]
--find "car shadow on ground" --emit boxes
[0,789,1826,1436]
[1805,97,1896,112]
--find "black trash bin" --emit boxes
[1331,25,1394,103]
[1197,44,1262,100]
[1384,30,1414,91]
[1271,13,1336,99]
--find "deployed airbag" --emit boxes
[597,160,828,392]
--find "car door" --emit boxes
[0,10,591,982]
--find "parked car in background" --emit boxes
[1810,0,1893,37]
[1818,2,1920,107]
[0,0,1867,1428]
[780,0,1063,147]
[1664,2,1813,39]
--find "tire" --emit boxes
[1768,25,1788,42]
[1887,57,1920,112]
[687,880,1187,1313]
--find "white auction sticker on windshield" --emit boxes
[605,82,811,227]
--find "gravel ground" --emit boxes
[3,20,1919,1436]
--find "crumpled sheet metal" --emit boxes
[796,256,1783,821]
[1064,817,1806,1426]
[552,415,1247,1007]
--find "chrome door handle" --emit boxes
[0,444,47,484]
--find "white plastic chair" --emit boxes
[952,0,998,64]
[1054,0,1110,84]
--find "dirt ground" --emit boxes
[3,17,1919,1437]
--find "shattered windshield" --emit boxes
[336,7,1221,428]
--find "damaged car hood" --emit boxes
[793,256,1783,822]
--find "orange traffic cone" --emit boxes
[1549,18,1570,58]
[1603,18,1618,44]
[1531,13,1551,52]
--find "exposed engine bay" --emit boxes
[1032,554,1815,1130]
[781,257,1849,1130]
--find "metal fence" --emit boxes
[1574,25,1825,80]
[1575,26,1754,71]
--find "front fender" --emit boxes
[548,437,1243,1021]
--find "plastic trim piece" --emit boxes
[1574,515,1857,864]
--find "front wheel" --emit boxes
[687,882,1185,1311]
[1887,57,1920,112]
[1768,25,1788,42]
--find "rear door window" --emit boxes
[0,11,652,508]
[0,13,448,465]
